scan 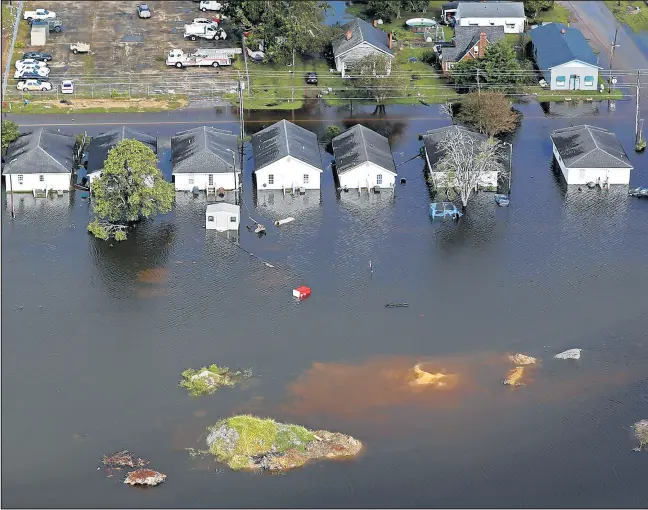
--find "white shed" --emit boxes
[550,125,633,185]
[331,124,396,190]
[251,120,323,191]
[30,21,48,46]
[456,2,526,34]
[206,202,240,231]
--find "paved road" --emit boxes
[561,0,648,74]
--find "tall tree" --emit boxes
[429,130,508,208]
[88,140,174,241]
[346,54,409,104]
[523,0,555,20]
[457,91,520,138]
[1,120,20,150]
[367,0,400,21]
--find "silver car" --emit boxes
[137,4,151,18]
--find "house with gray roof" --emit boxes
[550,125,632,185]
[456,1,526,33]
[440,25,504,74]
[332,18,394,77]
[171,126,240,192]
[530,23,601,91]
[86,127,157,185]
[2,128,74,194]
[331,124,396,190]
[251,120,323,190]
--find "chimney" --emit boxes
[389,31,393,49]
[373,19,377,28]
[478,31,487,57]
[346,29,352,40]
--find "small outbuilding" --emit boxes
[205,203,240,231]
[86,127,158,184]
[172,126,240,192]
[2,128,74,194]
[252,119,323,191]
[455,1,526,34]
[30,20,48,46]
[550,125,633,185]
[332,18,395,77]
[332,124,396,190]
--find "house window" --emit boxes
[207,216,214,222]
[230,216,237,223]
[268,174,274,185]
[377,174,383,185]
[556,75,566,87]
[39,175,44,182]
[506,23,515,29]
[303,174,309,184]
[188,177,194,184]
[584,76,595,85]
[208,174,214,185]
[469,22,478,26]
[17,174,23,184]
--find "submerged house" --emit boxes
[440,25,505,74]
[2,128,74,194]
[171,126,240,192]
[455,1,526,34]
[332,124,396,190]
[86,127,158,184]
[332,17,395,77]
[423,125,504,189]
[550,125,633,185]
[530,23,601,90]
[251,119,323,191]
[205,202,240,232]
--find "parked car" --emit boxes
[22,51,52,61]
[70,42,90,54]
[137,4,151,18]
[305,72,318,85]
[17,79,52,91]
[45,19,63,32]
[200,1,223,12]
[14,66,50,79]
[61,80,74,94]
[15,59,49,70]
[23,8,56,22]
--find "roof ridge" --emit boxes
[357,125,370,162]
[37,133,67,170]
[282,119,291,158]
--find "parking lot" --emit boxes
[6,1,242,99]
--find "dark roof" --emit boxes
[86,127,157,174]
[171,126,239,174]
[332,17,394,58]
[442,25,505,63]
[530,23,600,71]
[550,125,633,169]
[456,1,525,18]
[251,120,322,172]
[423,125,489,167]
[2,128,74,174]
[331,124,396,175]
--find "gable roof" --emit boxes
[332,17,394,58]
[171,126,239,174]
[331,124,396,175]
[456,1,525,19]
[86,127,157,175]
[550,125,633,169]
[251,119,322,172]
[2,128,74,175]
[530,23,600,70]
[423,125,489,167]
[206,202,239,215]
[442,25,505,63]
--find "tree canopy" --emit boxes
[88,139,174,241]
[1,120,20,150]
[457,91,520,138]
[524,0,555,20]
[366,1,429,21]
[346,54,409,104]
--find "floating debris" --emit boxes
[503,366,525,386]
[101,450,148,468]
[180,364,252,396]
[554,348,582,360]
[123,469,167,486]
[508,353,537,365]
[409,363,457,388]
[632,419,648,451]
[274,217,295,226]
[385,303,409,308]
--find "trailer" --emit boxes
[166,48,234,68]
[183,23,226,41]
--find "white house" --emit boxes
[205,202,240,231]
[172,126,240,192]
[332,124,396,190]
[251,119,323,191]
[86,127,157,185]
[530,23,601,91]
[2,128,74,194]
[332,17,394,77]
[423,125,507,189]
[550,125,633,185]
[456,2,526,34]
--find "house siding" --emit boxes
[206,210,240,231]
[442,41,484,75]
[549,61,599,91]
[255,156,322,190]
[457,17,525,34]
[337,161,396,189]
[336,42,393,77]
[552,144,631,184]
[174,172,238,191]
[5,173,71,193]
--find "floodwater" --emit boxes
[2,98,648,508]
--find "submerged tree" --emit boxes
[88,139,174,241]
[347,54,409,105]
[457,91,520,138]
[429,129,508,209]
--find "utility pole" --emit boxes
[636,71,641,144]
[476,68,481,95]
[9,173,15,218]
[241,30,250,95]
[608,25,619,93]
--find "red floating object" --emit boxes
[293,286,311,299]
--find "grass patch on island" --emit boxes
[605,1,648,32]
[179,364,251,396]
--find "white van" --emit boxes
[200,1,223,12]
[61,80,74,94]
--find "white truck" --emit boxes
[166,48,233,68]
[24,8,56,21]
[200,1,223,12]
[184,22,226,41]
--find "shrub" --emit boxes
[421,50,436,65]
[15,41,25,49]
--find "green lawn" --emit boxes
[531,3,571,24]
[605,1,648,32]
